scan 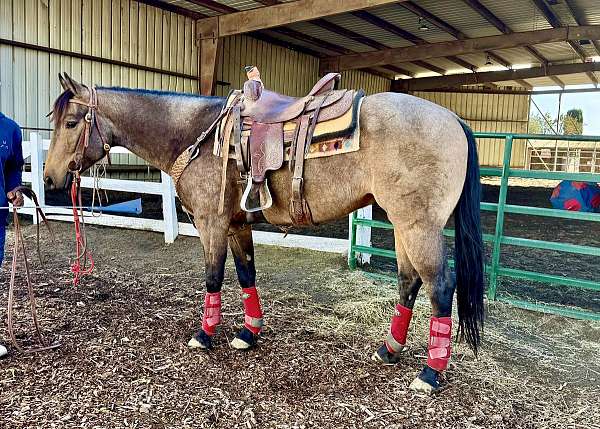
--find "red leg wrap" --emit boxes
[384,304,413,353]
[427,316,452,372]
[202,292,222,336]
[241,286,263,335]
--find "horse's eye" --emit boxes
[65,120,78,129]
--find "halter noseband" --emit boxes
[67,85,111,172]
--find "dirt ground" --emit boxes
[1,221,599,428]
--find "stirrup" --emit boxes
[240,178,273,212]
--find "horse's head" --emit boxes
[44,73,113,190]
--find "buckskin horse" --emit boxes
[43,73,484,394]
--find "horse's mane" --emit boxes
[98,86,218,100]
[51,86,224,124]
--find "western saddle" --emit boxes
[172,66,364,226]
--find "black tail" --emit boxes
[454,120,485,354]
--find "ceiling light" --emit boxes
[419,17,429,31]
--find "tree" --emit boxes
[529,112,558,134]
[563,108,583,135]
[528,108,584,135]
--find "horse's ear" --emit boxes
[58,73,69,91]
[60,72,85,95]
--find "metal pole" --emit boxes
[488,135,514,300]
[553,92,563,171]
[348,211,358,269]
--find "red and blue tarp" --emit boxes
[550,181,600,213]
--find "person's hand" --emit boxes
[7,189,24,207]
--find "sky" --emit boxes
[531,84,600,135]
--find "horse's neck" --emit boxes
[99,89,223,172]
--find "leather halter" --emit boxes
[67,85,111,172]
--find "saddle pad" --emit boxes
[214,92,363,162]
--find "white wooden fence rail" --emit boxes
[19,133,355,254]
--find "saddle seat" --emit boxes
[240,72,343,123]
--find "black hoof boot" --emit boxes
[187,330,213,350]
[230,327,258,350]
[409,365,442,394]
[371,344,407,365]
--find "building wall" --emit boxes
[411,89,531,167]
[0,0,390,181]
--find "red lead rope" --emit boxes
[70,175,94,285]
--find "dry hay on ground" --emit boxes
[1,222,599,428]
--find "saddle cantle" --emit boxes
[213,66,365,225]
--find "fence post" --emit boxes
[348,205,373,268]
[488,135,514,300]
[348,212,358,269]
[160,171,178,244]
[29,132,45,224]
[356,205,372,265]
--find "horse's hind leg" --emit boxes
[228,224,264,350]
[372,227,422,364]
[400,226,455,394]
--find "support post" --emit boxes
[161,171,178,244]
[29,132,45,224]
[196,17,220,96]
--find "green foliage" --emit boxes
[563,108,583,135]
[528,108,584,135]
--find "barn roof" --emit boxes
[138,0,600,89]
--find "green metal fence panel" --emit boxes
[349,132,600,320]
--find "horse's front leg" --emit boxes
[228,224,264,350]
[188,218,229,350]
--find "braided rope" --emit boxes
[170,149,192,191]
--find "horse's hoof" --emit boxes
[188,330,213,350]
[409,366,441,395]
[230,327,258,350]
[371,344,407,365]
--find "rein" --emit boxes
[70,174,94,286]
[7,187,60,353]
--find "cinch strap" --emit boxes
[202,292,222,336]
[241,286,263,335]
[427,316,452,372]
[385,304,413,353]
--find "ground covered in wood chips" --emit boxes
[1,222,599,428]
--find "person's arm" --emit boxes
[5,125,24,207]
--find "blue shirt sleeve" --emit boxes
[4,125,23,192]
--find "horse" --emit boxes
[43,73,484,394]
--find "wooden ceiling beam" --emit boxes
[321,26,600,71]
[383,65,414,77]
[134,0,205,19]
[186,0,236,14]
[515,79,533,90]
[391,61,600,91]
[350,9,478,71]
[412,60,446,75]
[196,0,404,38]
[564,0,600,57]
[462,0,548,65]
[310,18,387,50]
[549,75,566,88]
